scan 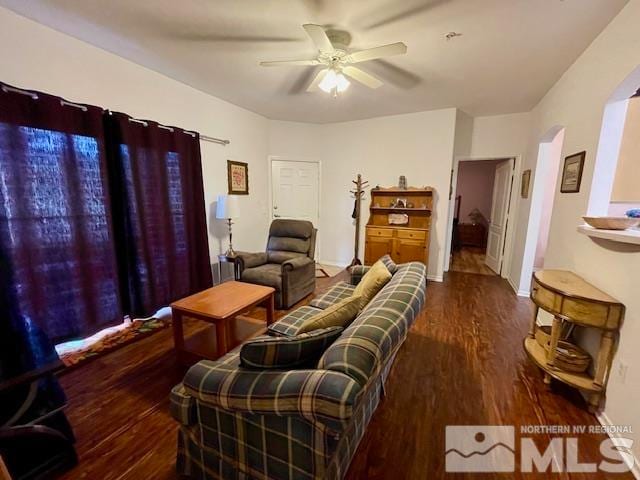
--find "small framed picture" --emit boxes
[395,198,407,208]
[227,160,249,195]
[521,169,531,199]
[560,151,586,193]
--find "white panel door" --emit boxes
[271,160,319,229]
[485,160,513,274]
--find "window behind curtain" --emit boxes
[0,85,123,349]
[105,112,211,317]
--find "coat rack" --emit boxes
[350,174,369,267]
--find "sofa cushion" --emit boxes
[352,260,392,308]
[240,326,343,369]
[240,263,282,290]
[268,250,306,264]
[298,295,362,334]
[318,262,427,386]
[309,281,356,309]
[267,236,310,255]
[267,305,322,336]
[269,219,313,239]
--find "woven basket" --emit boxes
[535,326,591,373]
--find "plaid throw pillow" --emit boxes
[379,254,398,274]
[240,326,343,369]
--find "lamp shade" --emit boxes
[216,194,240,219]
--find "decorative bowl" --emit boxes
[582,216,640,230]
[535,326,591,373]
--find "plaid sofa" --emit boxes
[170,261,427,480]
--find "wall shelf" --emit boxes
[577,224,640,245]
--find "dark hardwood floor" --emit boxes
[55,272,632,480]
[450,246,497,276]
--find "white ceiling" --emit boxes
[0,0,629,123]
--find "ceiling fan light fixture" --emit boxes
[319,69,350,94]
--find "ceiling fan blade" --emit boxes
[172,34,301,43]
[260,59,321,67]
[347,43,407,63]
[303,24,334,53]
[307,69,329,92]
[362,0,450,30]
[342,66,384,89]
[368,59,421,89]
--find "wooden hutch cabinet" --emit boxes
[364,186,432,267]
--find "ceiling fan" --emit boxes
[260,24,407,96]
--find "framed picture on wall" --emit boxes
[560,151,586,193]
[521,169,531,198]
[227,160,249,195]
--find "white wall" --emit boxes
[470,112,532,159]
[509,0,640,460]
[0,6,271,260]
[270,110,458,281]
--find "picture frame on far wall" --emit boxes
[560,151,586,193]
[521,169,531,199]
[227,160,249,195]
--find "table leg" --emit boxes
[528,305,539,339]
[546,315,562,368]
[172,309,185,353]
[594,330,615,389]
[216,321,228,357]
[265,293,275,325]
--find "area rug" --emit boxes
[58,319,168,368]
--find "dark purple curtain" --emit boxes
[104,112,212,317]
[0,83,124,388]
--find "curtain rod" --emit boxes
[1,85,230,146]
[127,117,229,146]
[125,114,230,146]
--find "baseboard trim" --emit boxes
[317,260,348,268]
[427,274,443,282]
[595,410,640,477]
[507,276,530,297]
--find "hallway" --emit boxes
[450,246,498,276]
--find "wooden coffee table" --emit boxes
[171,281,275,365]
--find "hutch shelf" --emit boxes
[364,186,433,266]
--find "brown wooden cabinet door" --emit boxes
[365,236,394,265]
[395,238,427,264]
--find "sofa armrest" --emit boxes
[181,360,361,432]
[348,265,371,285]
[235,251,268,271]
[281,256,314,271]
[170,383,197,426]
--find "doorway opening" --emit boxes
[516,127,565,295]
[450,158,514,276]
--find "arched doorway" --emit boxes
[517,126,565,294]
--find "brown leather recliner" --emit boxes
[235,219,317,309]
